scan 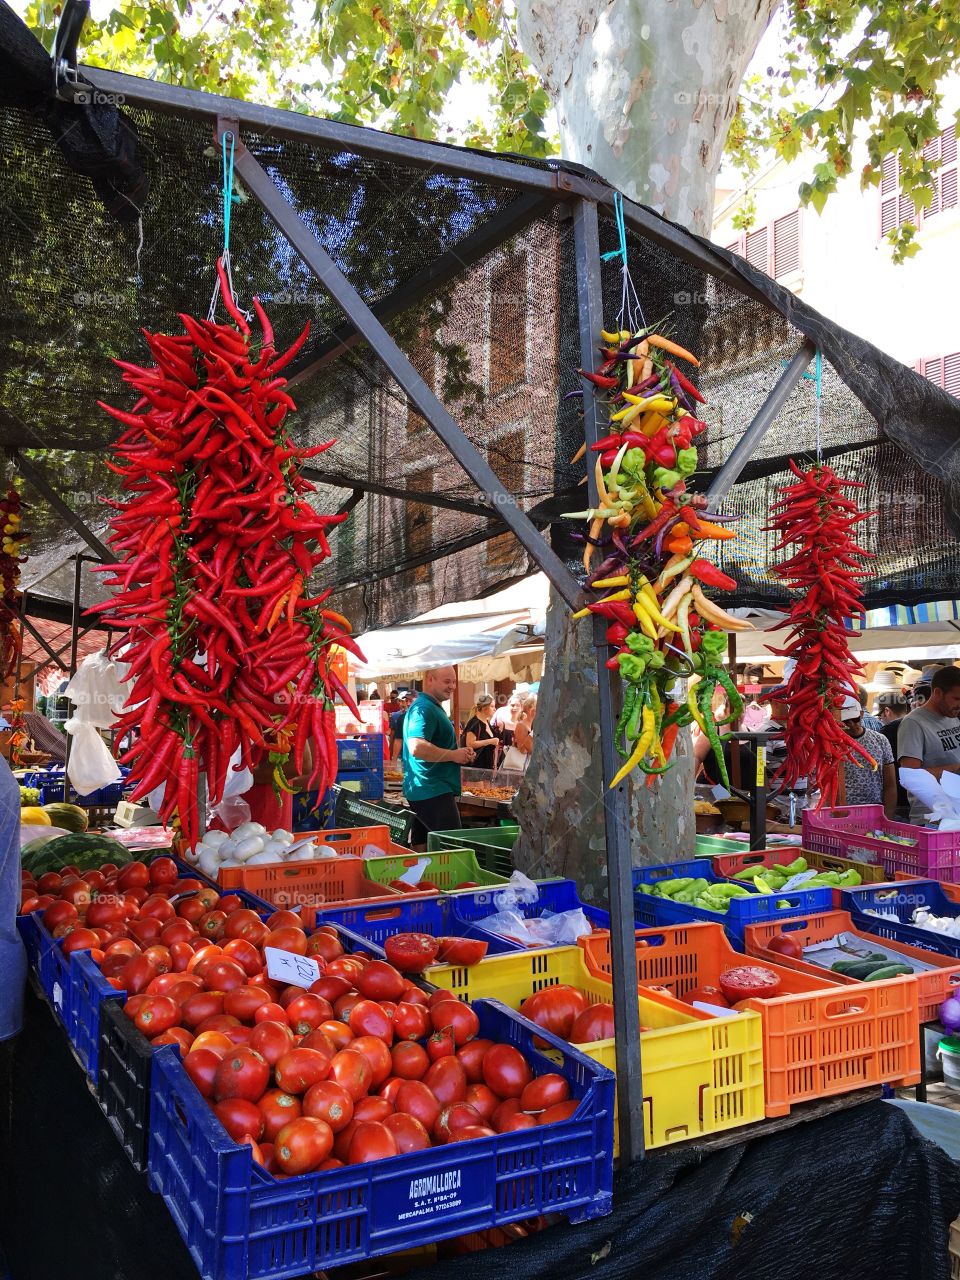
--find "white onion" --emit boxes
[289,842,318,861]
[246,850,281,865]
[233,836,266,862]
[203,830,229,848]
[272,829,294,845]
[233,821,266,840]
[313,844,338,860]
[198,849,222,879]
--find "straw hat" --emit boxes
[864,668,904,694]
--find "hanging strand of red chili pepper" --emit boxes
[766,458,876,806]
[92,258,361,848]
[0,486,25,685]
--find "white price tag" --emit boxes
[52,981,63,1010]
[397,858,430,887]
[264,947,322,988]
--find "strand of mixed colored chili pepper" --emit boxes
[565,323,751,785]
[0,487,24,685]
[91,259,363,847]
[766,459,876,806]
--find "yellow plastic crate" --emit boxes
[425,945,764,1153]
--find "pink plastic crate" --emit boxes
[802,805,960,881]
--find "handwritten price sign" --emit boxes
[264,947,322,988]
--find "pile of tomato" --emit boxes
[20,860,584,1178]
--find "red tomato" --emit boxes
[349,1035,394,1087]
[195,887,221,911]
[491,1097,523,1130]
[310,975,352,1003]
[222,1024,253,1046]
[717,966,782,1003]
[267,909,301,929]
[169,941,195,972]
[127,918,164,946]
[538,1100,579,1125]
[348,1122,397,1164]
[222,908,260,940]
[464,1083,499,1122]
[168,977,204,1005]
[319,1020,355,1052]
[685,985,731,1008]
[121,955,160,996]
[435,937,488,966]
[427,1026,455,1062]
[181,992,226,1028]
[393,1002,431,1042]
[187,943,223,974]
[334,992,363,1023]
[456,1038,494,1083]
[151,1027,195,1053]
[391,1042,429,1080]
[332,1120,359,1162]
[134,995,180,1038]
[303,1080,354,1132]
[482,1045,532,1099]
[378,1076,405,1106]
[326,957,364,981]
[286,994,333,1035]
[394,1080,441,1132]
[142,944,173,973]
[348,1000,393,1044]
[213,1047,270,1102]
[177,898,207,925]
[199,910,228,940]
[222,938,263,977]
[425,1056,467,1107]
[43,900,78,932]
[275,1117,334,1174]
[61,928,99,955]
[254,1002,288,1025]
[275,1046,334,1094]
[569,1004,615,1045]
[37,872,64,895]
[519,985,589,1041]
[149,857,179,886]
[203,960,248,993]
[356,960,405,1001]
[266,926,308,956]
[299,1029,336,1057]
[520,1074,570,1113]
[219,895,243,915]
[220,986,268,1022]
[117,863,150,891]
[190,1031,233,1058]
[429,999,479,1046]
[242,1136,266,1167]
[306,933,344,963]
[353,1096,394,1124]
[249,1020,296,1066]
[400,982,430,1007]
[258,1089,303,1141]
[498,1112,537,1133]
[140,895,176,923]
[382,932,441,973]
[215,1098,265,1142]
[383,1111,431,1154]
[328,1049,372,1101]
[60,879,92,909]
[160,920,196,947]
[435,1102,482,1142]
[19,897,41,915]
[184,1048,222,1098]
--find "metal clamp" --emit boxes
[52,0,91,103]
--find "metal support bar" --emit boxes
[287,193,552,385]
[19,615,67,668]
[303,467,498,519]
[572,197,646,1165]
[228,128,584,612]
[63,554,83,802]
[706,342,817,506]
[12,452,110,561]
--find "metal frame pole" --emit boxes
[63,553,83,801]
[227,126,585,612]
[572,197,646,1165]
[706,342,817,506]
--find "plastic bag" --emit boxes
[491,871,540,910]
[65,650,132,728]
[66,722,122,796]
[474,906,594,948]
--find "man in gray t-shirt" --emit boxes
[897,666,960,823]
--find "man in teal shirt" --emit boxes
[402,666,474,844]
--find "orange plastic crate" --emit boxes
[580,922,920,1116]
[893,870,960,903]
[744,908,960,1024]
[217,857,404,908]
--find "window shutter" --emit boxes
[745,226,768,269]
[880,195,898,235]
[943,168,958,211]
[772,211,800,276]
[943,129,958,166]
[724,238,742,255]
[942,129,958,213]
[944,353,960,399]
[923,357,943,386]
[898,193,916,225]
[881,153,899,195]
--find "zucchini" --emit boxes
[832,958,894,979]
[863,963,915,981]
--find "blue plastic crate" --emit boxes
[632,858,834,948]
[309,895,522,956]
[841,880,960,959]
[337,735,385,774]
[335,769,384,801]
[451,878,610,938]
[147,998,614,1280]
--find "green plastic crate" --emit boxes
[427,824,520,877]
[333,786,416,846]
[363,848,509,891]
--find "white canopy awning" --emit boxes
[730,608,960,665]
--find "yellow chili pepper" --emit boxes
[631,598,659,640]
[591,575,630,589]
[600,328,630,344]
[610,706,657,788]
[572,588,632,620]
[687,678,707,732]
[639,586,680,633]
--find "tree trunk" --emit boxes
[512,0,776,882]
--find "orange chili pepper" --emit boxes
[286,575,304,625]
[266,591,290,632]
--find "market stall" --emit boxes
[6,1,960,1276]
